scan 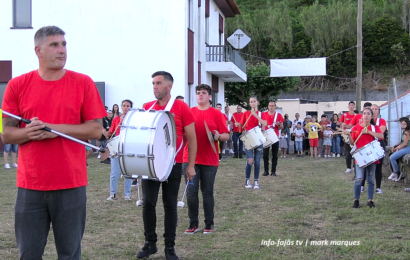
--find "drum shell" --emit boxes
[240,127,266,151]
[351,140,385,168]
[118,109,176,182]
[263,128,279,148]
[106,136,120,157]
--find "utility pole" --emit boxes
[356,0,363,109]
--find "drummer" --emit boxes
[344,107,384,208]
[182,84,229,235]
[239,96,267,189]
[261,101,283,177]
[137,71,197,260]
[105,99,133,201]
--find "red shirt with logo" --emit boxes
[339,112,356,128]
[143,99,194,163]
[183,107,229,166]
[262,112,284,136]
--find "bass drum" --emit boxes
[118,109,177,182]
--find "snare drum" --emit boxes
[240,126,266,150]
[263,128,279,148]
[351,140,385,168]
[118,109,176,182]
[106,136,120,157]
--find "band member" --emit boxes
[239,96,267,189]
[339,101,356,173]
[360,104,387,193]
[2,26,105,259]
[350,102,372,126]
[137,71,197,260]
[230,105,244,158]
[345,108,383,208]
[262,101,283,176]
[106,100,133,201]
[183,84,229,235]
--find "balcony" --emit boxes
[206,45,247,82]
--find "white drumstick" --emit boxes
[177,180,190,208]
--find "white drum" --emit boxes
[240,126,266,150]
[106,136,120,157]
[263,128,279,148]
[118,109,176,182]
[351,140,385,168]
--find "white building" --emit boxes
[0,0,246,109]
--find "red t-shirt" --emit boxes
[109,116,122,136]
[339,112,356,128]
[240,110,263,132]
[143,99,194,163]
[262,112,284,136]
[375,118,387,129]
[230,112,244,132]
[183,107,229,166]
[351,124,383,149]
[2,70,106,190]
[350,114,363,126]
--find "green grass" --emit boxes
[0,154,409,259]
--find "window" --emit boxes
[12,0,32,28]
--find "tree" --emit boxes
[225,63,299,110]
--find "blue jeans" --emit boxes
[331,135,341,154]
[100,139,107,148]
[245,145,263,181]
[232,132,243,157]
[295,141,303,152]
[15,186,86,259]
[354,163,376,200]
[390,146,410,172]
[141,163,182,247]
[110,157,132,196]
[4,143,18,153]
[183,163,218,226]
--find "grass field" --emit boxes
[0,153,410,260]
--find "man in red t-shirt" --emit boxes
[137,71,197,260]
[339,101,357,173]
[261,101,284,177]
[182,84,229,235]
[230,105,244,158]
[1,26,106,259]
[350,102,372,126]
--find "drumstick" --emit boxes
[2,110,105,153]
[241,112,253,131]
[353,125,368,145]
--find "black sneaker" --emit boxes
[203,224,214,234]
[271,172,277,177]
[367,201,376,208]
[132,179,138,186]
[262,171,269,176]
[136,242,158,259]
[164,246,179,260]
[184,223,200,235]
[352,200,359,208]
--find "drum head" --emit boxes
[151,111,176,181]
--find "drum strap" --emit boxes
[371,125,378,140]
[146,97,176,112]
[271,112,278,128]
[376,118,380,126]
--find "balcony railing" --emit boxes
[206,45,246,73]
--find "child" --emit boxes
[279,129,288,158]
[323,124,333,158]
[304,115,322,158]
[293,122,305,157]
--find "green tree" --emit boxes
[225,63,299,110]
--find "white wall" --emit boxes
[1,0,187,109]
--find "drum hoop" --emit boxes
[119,109,136,176]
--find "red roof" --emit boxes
[379,89,410,108]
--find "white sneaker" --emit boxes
[318,154,321,158]
[337,154,340,158]
[405,188,410,192]
[254,181,260,189]
[283,155,286,158]
[332,153,336,157]
[345,168,352,173]
[376,188,383,194]
[229,149,234,154]
[12,163,17,168]
[97,154,101,159]
[394,172,403,182]
[4,164,10,169]
[245,180,252,189]
[388,173,396,180]
[106,194,116,201]
[124,195,132,201]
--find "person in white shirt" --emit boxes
[292,122,305,157]
[292,113,304,154]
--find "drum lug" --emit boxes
[126,153,135,157]
[140,126,157,130]
[137,154,155,159]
